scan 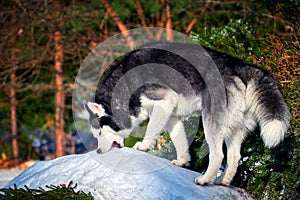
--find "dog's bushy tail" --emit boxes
[246,74,290,148]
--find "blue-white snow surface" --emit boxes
[5,147,252,200]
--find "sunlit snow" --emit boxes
[5,147,252,200]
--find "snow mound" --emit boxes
[5,148,252,199]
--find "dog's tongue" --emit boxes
[112,141,121,148]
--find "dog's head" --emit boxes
[84,102,124,153]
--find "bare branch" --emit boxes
[101,0,136,49]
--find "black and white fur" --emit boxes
[85,42,290,186]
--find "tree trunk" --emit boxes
[10,49,19,166]
[10,2,19,166]
[132,0,148,28]
[54,31,65,157]
[131,0,153,38]
[185,2,210,34]
[165,0,173,41]
[101,0,136,49]
[185,18,197,34]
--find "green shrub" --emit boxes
[0,181,94,200]
[190,19,262,63]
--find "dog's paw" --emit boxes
[214,174,231,187]
[194,175,214,186]
[219,180,230,187]
[132,141,149,151]
[171,157,189,167]
[171,153,191,167]
[215,178,231,187]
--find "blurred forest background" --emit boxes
[0,0,299,199]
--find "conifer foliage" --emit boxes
[0,181,94,200]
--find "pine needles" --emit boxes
[0,181,94,200]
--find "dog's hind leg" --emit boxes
[166,117,191,167]
[195,137,224,185]
[195,112,225,185]
[195,132,224,184]
[218,114,255,186]
[216,133,243,186]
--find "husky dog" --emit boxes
[84,42,290,186]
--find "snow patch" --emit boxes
[4,148,252,199]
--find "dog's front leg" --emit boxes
[133,98,175,151]
[166,117,190,167]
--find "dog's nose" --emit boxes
[96,148,103,154]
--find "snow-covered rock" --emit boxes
[5,148,252,199]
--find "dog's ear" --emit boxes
[85,102,107,118]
